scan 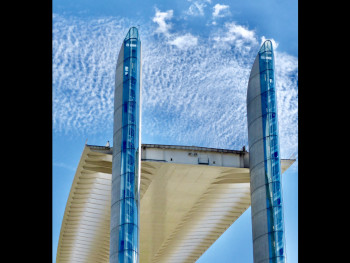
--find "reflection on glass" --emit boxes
[259,40,286,263]
[116,27,141,263]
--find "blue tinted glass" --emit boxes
[269,256,285,263]
[261,91,277,116]
[122,81,129,103]
[274,207,283,232]
[130,58,138,77]
[118,249,138,263]
[120,198,138,225]
[118,223,138,251]
[121,126,137,149]
[122,104,138,127]
[124,43,130,59]
[129,112,135,124]
[262,115,278,138]
[270,137,279,157]
[271,158,281,182]
[266,182,282,208]
[123,150,135,174]
[123,60,130,82]
[120,173,136,199]
[117,27,141,261]
[275,231,284,253]
[259,40,285,262]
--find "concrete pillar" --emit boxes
[247,40,286,263]
[110,27,141,263]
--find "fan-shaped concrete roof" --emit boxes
[56,144,295,263]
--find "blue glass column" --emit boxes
[247,40,286,263]
[110,27,141,263]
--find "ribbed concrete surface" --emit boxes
[56,144,294,263]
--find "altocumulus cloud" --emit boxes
[52,14,128,137]
[52,11,298,158]
[185,0,212,17]
[152,8,173,36]
[168,33,198,49]
[212,3,230,18]
[152,8,199,50]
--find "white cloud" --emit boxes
[168,34,198,49]
[212,22,258,54]
[52,15,125,137]
[151,8,199,50]
[274,51,298,158]
[152,8,173,36]
[212,3,230,18]
[227,22,256,42]
[190,3,205,16]
[186,0,211,16]
[52,14,298,158]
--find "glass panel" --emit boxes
[115,27,141,262]
[265,182,282,208]
[258,40,285,262]
[274,231,285,258]
[261,91,277,116]
[118,224,138,252]
[121,126,137,151]
[120,173,136,199]
[129,58,137,78]
[123,60,130,81]
[119,197,138,225]
[120,145,137,174]
[269,256,285,263]
[124,42,130,59]
[118,249,138,263]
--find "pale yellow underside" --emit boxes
[56,145,294,263]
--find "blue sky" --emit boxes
[52,0,298,262]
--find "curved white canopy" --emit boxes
[56,144,295,263]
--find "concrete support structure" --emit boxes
[247,40,286,263]
[110,27,142,263]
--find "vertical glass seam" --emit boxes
[258,41,285,262]
[115,28,141,263]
